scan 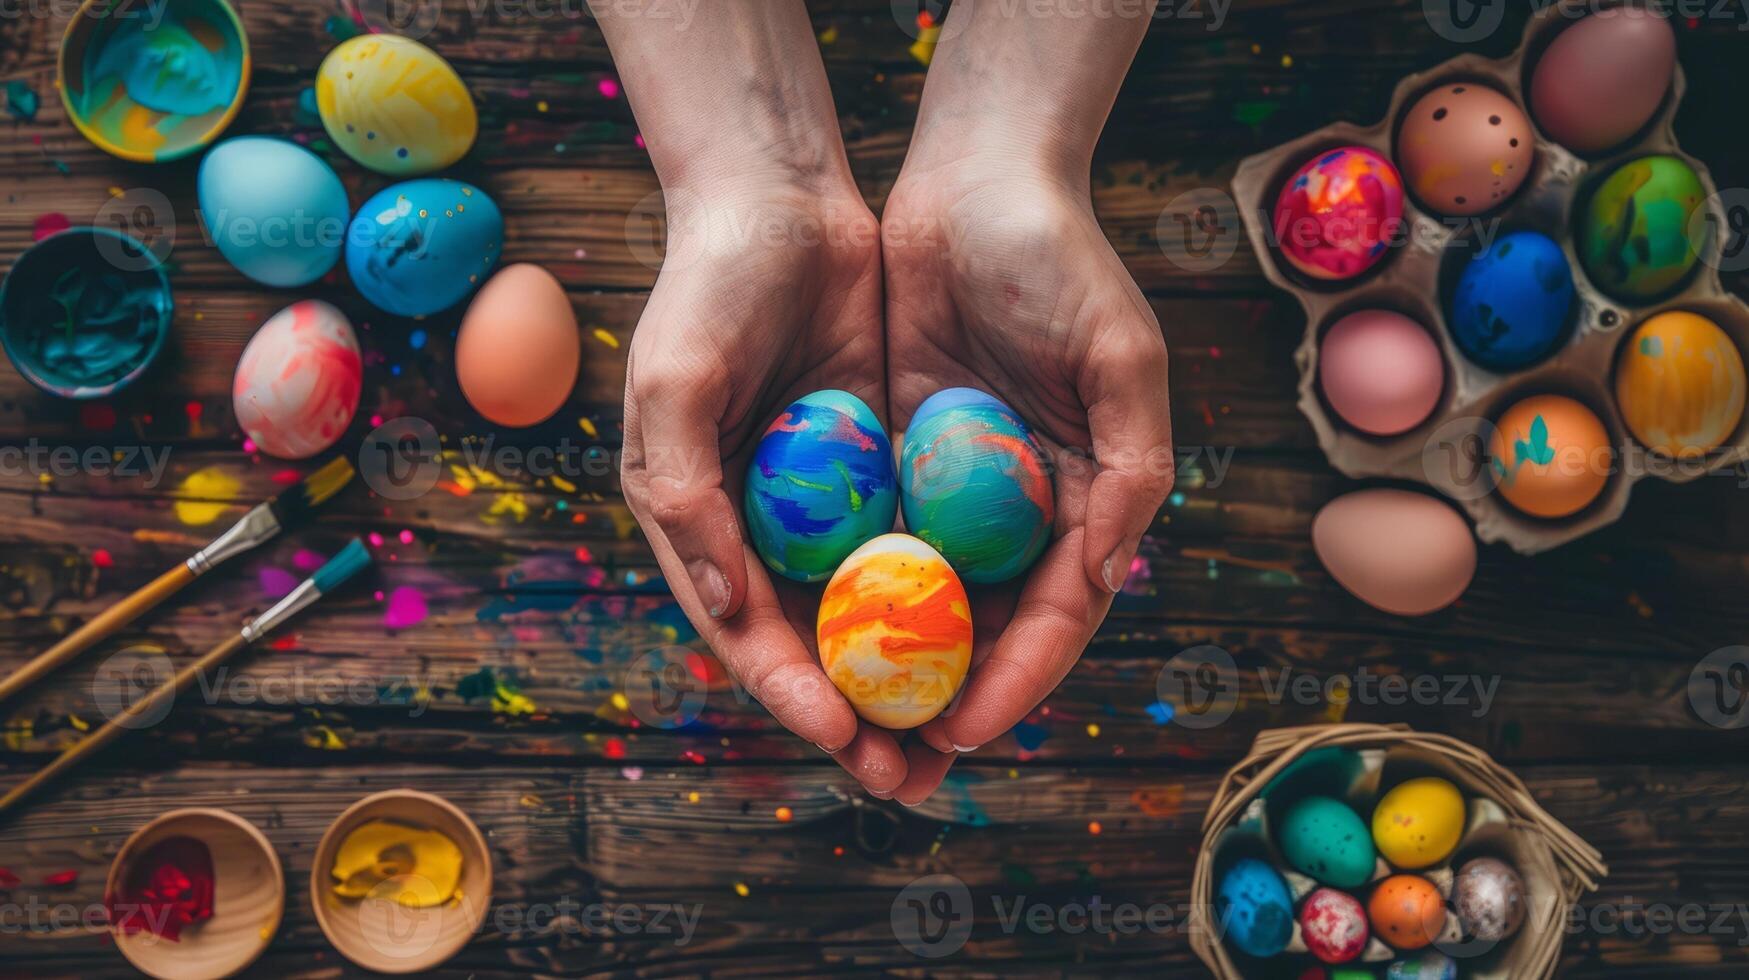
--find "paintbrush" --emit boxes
[0,539,373,816]
[0,456,355,706]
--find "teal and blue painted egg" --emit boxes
[744,390,898,583]
[1387,950,1458,980]
[198,137,350,288]
[1580,154,1707,301]
[1216,858,1294,958]
[899,388,1054,584]
[1449,230,1574,371]
[346,179,502,317]
[1279,795,1376,889]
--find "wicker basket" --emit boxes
[1189,724,1606,979]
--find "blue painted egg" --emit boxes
[1279,795,1376,889]
[899,388,1054,584]
[744,390,898,583]
[346,179,503,317]
[1217,858,1294,958]
[1387,950,1459,980]
[1449,230,1575,371]
[198,137,350,287]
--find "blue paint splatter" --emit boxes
[1145,700,1175,725]
[1011,721,1051,751]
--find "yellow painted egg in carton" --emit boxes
[317,34,477,176]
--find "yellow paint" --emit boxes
[551,475,577,494]
[909,25,941,65]
[174,467,241,526]
[733,882,750,897]
[592,327,620,349]
[578,417,598,437]
[303,725,348,750]
[610,692,629,712]
[331,819,464,908]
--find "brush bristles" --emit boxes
[268,456,355,528]
[312,539,372,594]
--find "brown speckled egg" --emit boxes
[1453,857,1527,943]
[1396,85,1535,216]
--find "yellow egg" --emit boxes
[1372,777,1465,869]
[1615,311,1746,458]
[316,34,477,176]
[816,534,972,730]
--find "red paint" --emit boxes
[604,737,626,759]
[0,867,19,887]
[92,549,114,569]
[32,212,69,241]
[41,869,77,886]
[574,546,594,563]
[107,837,214,941]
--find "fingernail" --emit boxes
[1102,544,1135,594]
[899,800,921,808]
[690,560,730,618]
[951,743,980,754]
[869,789,893,800]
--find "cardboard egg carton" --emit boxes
[1232,0,1749,553]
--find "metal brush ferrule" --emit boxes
[186,504,282,576]
[241,579,321,644]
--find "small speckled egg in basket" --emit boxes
[1372,776,1465,869]
[1615,311,1746,458]
[1489,393,1613,519]
[232,301,362,460]
[1216,858,1294,958]
[1452,857,1527,943]
[1279,795,1376,889]
[1273,146,1406,281]
[816,533,971,730]
[1300,887,1370,965]
[899,388,1053,584]
[1367,874,1447,951]
[1396,83,1535,216]
[317,34,477,176]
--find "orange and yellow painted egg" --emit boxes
[1615,311,1746,458]
[816,533,972,730]
[316,34,476,176]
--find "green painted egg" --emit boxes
[1278,795,1376,889]
[1579,155,1707,301]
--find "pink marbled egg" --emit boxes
[233,300,363,459]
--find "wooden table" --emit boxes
[2,1,1747,975]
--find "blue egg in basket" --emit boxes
[1448,230,1575,372]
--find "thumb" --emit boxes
[1080,324,1174,594]
[630,364,748,622]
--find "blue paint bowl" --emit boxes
[0,227,173,399]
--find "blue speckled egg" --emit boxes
[1279,795,1376,889]
[899,388,1055,584]
[1217,858,1294,958]
[198,137,350,288]
[744,390,898,583]
[346,179,503,317]
[1388,950,1458,980]
[1449,230,1575,371]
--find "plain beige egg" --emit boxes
[1311,488,1476,616]
[456,264,580,427]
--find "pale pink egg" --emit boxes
[233,300,363,459]
[1319,310,1445,436]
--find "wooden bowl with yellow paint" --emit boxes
[311,789,492,973]
[107,807,283,980]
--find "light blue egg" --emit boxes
[346,178,503,317]
[1217,858,1294,958]
[198,137,350,287]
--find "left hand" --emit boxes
[881,159,1175,800]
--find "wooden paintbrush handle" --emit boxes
[0,633,249,816]
[0,563,197,705]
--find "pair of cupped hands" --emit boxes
[620,152,1175,804]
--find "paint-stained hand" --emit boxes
[620,186,914,795]
[881,165,1175,791]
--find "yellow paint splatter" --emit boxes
[3,719,33,751]
[485,492,530,524]
[909,25,941,65]
[551,475,577,494]
[687,791,700,804]
[1324,677,1351,723]
[733,882,749,897]
[303,725,348,750]
[578,417,598,437]
[610,692,629,712]
[1086,723,1101,738]
[68,713,89,732]
[174,467,240,526]
[818,26,839,44]
[592,327,620,349]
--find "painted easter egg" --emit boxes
[1449,230,1574,371]
[1312,489,1476,617]
[1372,777,1465,870]
[899,388,1054,584]
[1531,8,1676,154]
[1274,146,1405,281]
[232,301,362,460]
[1301,887,1370,965]
[1397,84,1535,216]
[745,390,899,583]
[1368,875,1447,951]
[1615,311,1746,458]
[1279,796,1377,889]
[1216,858,1294,958]
[1489,394,1612,519]
[816,533,972,729]
[1452,857,1527,944]
[1319,310,1445,436]
[316,34,477,176]
[1298,971,1376,980]
[1386,950,1459,980]
[1580,155,1707,301]
[198,137,350,287]
[346,179,503,317]
[456,264,580,428]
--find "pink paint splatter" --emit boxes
[597,77,620,99]
[259,568,299,599]
[32,213,69,241]
[91,549,114,569]
[368,532,385,547]
[398,529,414,545]
[292,549,324,572]
[383,586,429,629]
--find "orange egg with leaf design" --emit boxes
[816,533,972,729]
[1489,394,1611,519]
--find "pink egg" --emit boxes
[1301,887,1369,964]
[1319,310,1445,436]
[1273,146,1405,281]
[233,300,363,459]
[1396,84,1535,216]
